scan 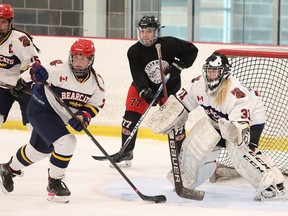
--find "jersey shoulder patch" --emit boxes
[50,59,63,66]
[230,87,246,99]
[191,75,201,83]
[18,35,31,47]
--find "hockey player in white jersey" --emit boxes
[148,52,286,201]
[0,39,105,203]
[0,4,40,130]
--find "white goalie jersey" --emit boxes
[176,75,266,128]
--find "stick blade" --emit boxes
[92,152,120,161]
[141,194,167,203]
[176,188,205,201]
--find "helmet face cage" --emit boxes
[137,15,160,47]
[69,39,95,77]
[203,53,231,94]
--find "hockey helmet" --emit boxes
[202,52,231,94]
[69,39,95,77]
[0,4,14,20]
[137,15,161,47]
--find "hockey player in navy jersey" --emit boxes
[114,15,198,166]
[0,39,105,203]
[0,4,40,130]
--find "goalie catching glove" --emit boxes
[68,110,91,132]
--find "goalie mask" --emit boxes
[0,4,14,37]
[137,15,161,47]
[69,39,95,77]
[203,52,231,94]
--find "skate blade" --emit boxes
[47,192,70,203]
[0,184,9,194]
[0,178,10,194]
[254,191,288,201]
[109,160,132,168]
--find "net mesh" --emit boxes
[215,48,288,175]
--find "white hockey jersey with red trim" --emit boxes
[176,75,265,128]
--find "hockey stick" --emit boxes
[155,44,168,99]
[0,81,32,95]
[155,44,205,200]
[92,74,170,161]
[168,131,205,200]
[43,81,167,203]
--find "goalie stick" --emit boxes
[168,130,205,200]
[156,43,205,200]
[91,74,170,161]
[44,81,167,204]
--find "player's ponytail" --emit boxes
[214,79,231,107]
[91,67,105,92]
[12,27,41,53]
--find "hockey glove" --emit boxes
[68,110,91,132]
[10,78,31,97]
[139,87,154,103]
[165,60,186,79]
[30,62,49,83]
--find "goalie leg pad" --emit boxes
[167,147,221,189]
[189,147,221,189]
[146,95,188,134]
[167,115,221,189]
[226,141,284,193]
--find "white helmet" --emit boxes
[203,52,231,94]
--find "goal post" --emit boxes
[214,48,288,175]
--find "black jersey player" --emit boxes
[116,15,198,167]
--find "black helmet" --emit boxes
[137,15,161,47]
[138,15,160,29]
[202,52,231,94]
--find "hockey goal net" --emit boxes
[215,48,288,176]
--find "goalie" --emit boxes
[147,52,286,201]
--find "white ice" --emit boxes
[0,129,287,216]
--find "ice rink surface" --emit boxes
[0,129,287,216]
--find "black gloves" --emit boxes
[139,87,154,103]
[10,78,31,97]
[166,60,186,79]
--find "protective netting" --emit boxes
[214,48,288,175]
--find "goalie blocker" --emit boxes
[148,95,287,201]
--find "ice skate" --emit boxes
[109,151,133,168]
[254,183,288,201]
[0,161,23,194]
[47,174,71,203]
